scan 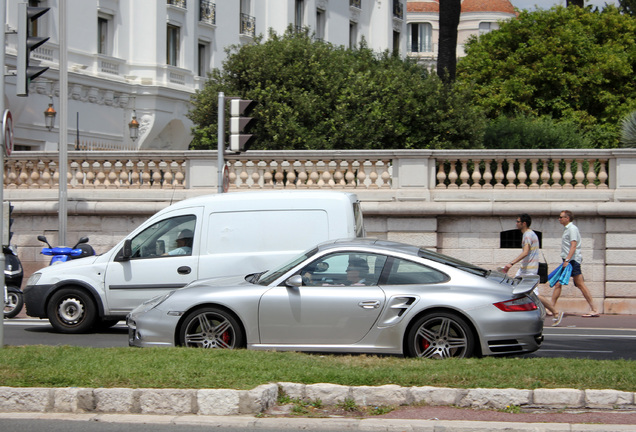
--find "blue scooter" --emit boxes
[37,235,96,265]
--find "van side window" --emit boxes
[130,215,196,259]
[384,258,449,285]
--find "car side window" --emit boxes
[300,252,387,286]
[130,215,196,259]
[385,258,449,285]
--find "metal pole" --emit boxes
[58,0,67,245]
[217,92,225,194]
[0,0,7,347]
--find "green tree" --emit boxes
[188,29,485,151]
[619,0,636,15]
[456,6,636,148]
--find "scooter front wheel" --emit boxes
[4,286,23,319]
[47,287,96,333]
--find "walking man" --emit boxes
[502,213,564,326]
[551,210,599,317]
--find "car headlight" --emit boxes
[26,272,41,286]
[133,291,176,314]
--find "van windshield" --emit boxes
[257,248,319,286]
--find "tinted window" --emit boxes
[385,258,448,285]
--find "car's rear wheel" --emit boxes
[179,307,244,349]
[47,288,97,333]
[406,312,474,359]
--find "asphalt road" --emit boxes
[2,315,636,360]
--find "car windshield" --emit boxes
[418,248,488,277]
[256,247,320,286]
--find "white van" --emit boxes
[24,191,364,333]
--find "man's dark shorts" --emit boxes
[569,260,582,277]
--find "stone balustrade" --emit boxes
[4,148,636,190]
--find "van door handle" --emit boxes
[358,300,380,309]
[177,266,191,275]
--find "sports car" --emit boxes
[127,238,544,358]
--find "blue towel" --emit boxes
[549,263,572,287]
[548,266,563,287]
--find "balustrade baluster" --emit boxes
[94,161,106,188]
[517,159,528,189]
[238,161,249,188]
[436,160,447,188]
[356,161,367,188]
[163,161,174,189]
[470,159,483,189]
[562,159,573,189]
[447,160,459,189]
[482,160,493,189]
[227,161,238,189]
[380,160,391,188]
[529,159,539,189]
[296,160,308,188]
[151,161,163,189]
[585,159,598,189]
[128,160,140,188]
[597,161,608,189]
[368,160,379,189]
[459,159,470,188]
[550,159,562,189]
[16,161,28,189]
[539,159,551,189]
[5,160,17,188]
[344,161,356,188]
[284,161,296,188]
[493,160,504,189]
[505,158,516,188]
[332,160,344,188]
[263,160,274,188]
[574,159,585,189]
[250,160,262,188]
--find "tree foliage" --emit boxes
[188,29,485,151]
[456,6,636,148]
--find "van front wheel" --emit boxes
[47,288,97,333]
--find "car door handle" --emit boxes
[177,266,191,275]
[359,300,380,309]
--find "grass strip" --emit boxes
[0,345,634,391]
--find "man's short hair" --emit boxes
[518,213,532,228]
[561,210,574,222]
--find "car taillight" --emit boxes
[493,297,538,312]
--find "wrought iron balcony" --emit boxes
[240,13,255,37]
[199,0,215,25]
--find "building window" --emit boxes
[408,22,432,53]
[240,0,255,37]
[349,21,358,49]
[295,0,304,32]
[393,0,404,20]
[167,24,180,66]
[393,30,400,55]
[316,9,325,40]
[479,22,492,36]
[199,0,216,25]
[97,15,111,55]
[197,42,209,77]
[500,229,543,249]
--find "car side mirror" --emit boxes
[121,239,133,261]
[286,275,303,288]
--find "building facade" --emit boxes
[4,0,406,152]
[406,0,516,67]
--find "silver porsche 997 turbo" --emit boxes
[127,239,544,358]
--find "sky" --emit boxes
[509,0,620,9]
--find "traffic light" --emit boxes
[16,2,50,97]
[229,99,257,152]
[2,202,14,246]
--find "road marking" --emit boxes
[539,349,613,353]
[545,333,636,339]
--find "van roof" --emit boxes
[156,191,359,213]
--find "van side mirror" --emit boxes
[121,239,133,261]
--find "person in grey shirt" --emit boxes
[551,210,599,317]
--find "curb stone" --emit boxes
[0,384,634,416]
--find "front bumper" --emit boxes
[23,284,53,318]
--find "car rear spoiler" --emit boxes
[512,274,540,295]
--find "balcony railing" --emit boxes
[4,149,635,192]
[167,0,187,9]
[199,0,216,25]
[393,1,404,20]
[240,13,255,38]
[350,0,362,9]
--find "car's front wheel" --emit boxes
[47,287,97,333]
[179,307,245,349]
[406,312,474,359]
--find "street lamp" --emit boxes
[43,97,56,131]
[128,110,139,141]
